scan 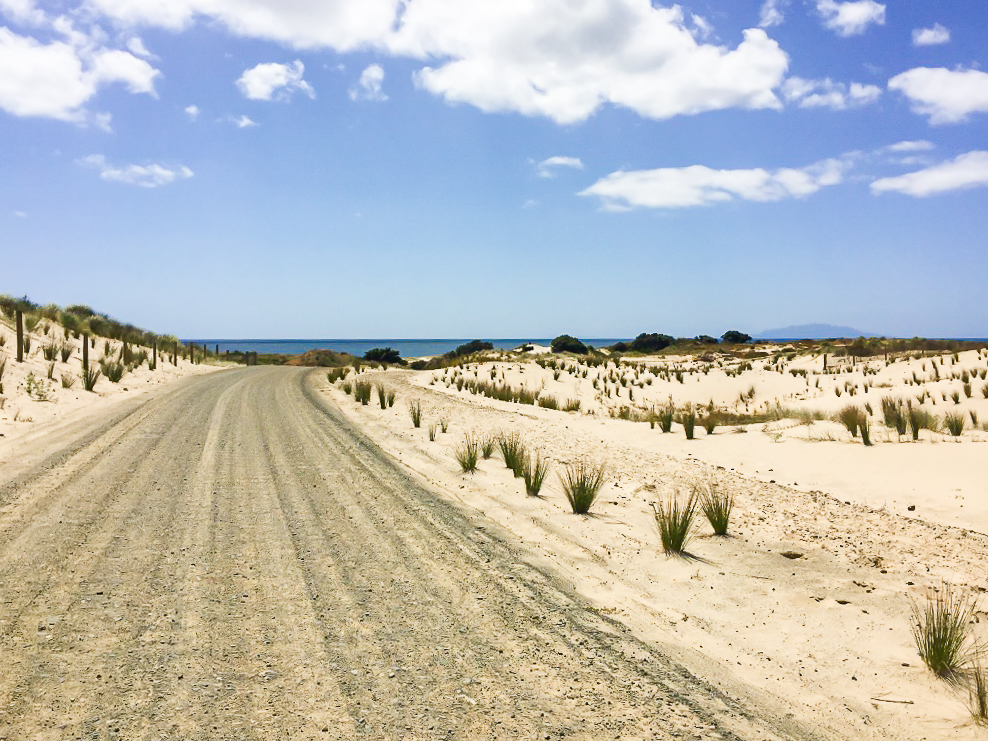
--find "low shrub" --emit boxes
[835,405,860,437]
[563,398,581,413]
[537,394,558,410]
[559,461,606,514]
[101,361,125,383]
[354,380,372,405]
[480,435,496,459]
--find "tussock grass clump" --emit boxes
[42,339,60,361]
[907,406,936,440]
[439,416,450,433]
[698,480,733,536]
[497,431,526,477]
[835,405,860,437]
[523,451,550,496]
[963,382,973,398]
[658,405,674,433]
[911,584,978,678]
[559,461,606,514]
[386,389,396,407]
[376,384,388,409]
[408,400,423,428]
[652,491,698,556]
[340,381,353,395]
[680,405,696,440]
[859,412,872,446]
[60,373,76,389]
[428,423,437,441]
[82,365,101,392]
[480,435,496,460]
[970,663,988,725]
[326,368,348,383]
[982,382,988,399]
[353,380,373,405]
[453,434,479,473]
[945,411,965,437]
[537,394,558,410]
[701,413,718,435]
[101,360,125,383]
[563,398,581,412]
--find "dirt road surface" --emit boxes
[0,368,827,740]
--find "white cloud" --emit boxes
[871,151,988,197]
[81,0,790,124]
[184,104,199,121]
[396,3,789,124]
[759,0,787,28]
[78,154,194,187]
[0,0,46,25]
[230,114,257,128]
[783,76,881,109]
[522,199,538,209]
[84,0,401,51]
[125,36,151,57]
[349,63,387,101]
[889,67,988,125]
[912,24,949,47]
[884,140,934,153]
[816,0,885,37]
[536,156,584,178]
[236,60,313,101]
[14,210,27,217]
[579,158,849,210]
[0,26,158,123]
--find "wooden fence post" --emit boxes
[16,309,23,363]
[83,334,89,371]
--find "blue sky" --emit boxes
[1,0,986,339]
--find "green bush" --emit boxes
[911,584,978,677]
[364,347,404,365]
[836,405,860,437]
[551,335,589,355]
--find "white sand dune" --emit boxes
[327,346,988,740]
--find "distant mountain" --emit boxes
[755,323,877,340]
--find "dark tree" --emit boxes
[551,335,589,354]
[721,330,752,344]
[628,333,674,353]
[364,347,405,365]
[448,339,494,358]
[695,335,719,345]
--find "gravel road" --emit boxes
[0,367,827,740]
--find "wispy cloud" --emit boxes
[579,158,850,210]
[871,151,988,197]
[535,156,584,178]
[783,77,881,110]
[184,104,200,121]
[78,154,194,188]
[228,114,258,128]
[759,0,788,28]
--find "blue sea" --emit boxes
[185,338,629,358]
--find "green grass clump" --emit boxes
[497,431,525,475]
[559,461,606,514]
[652,492,698,556]
[970,663,988,725]
[60,373,76,389]
[408,400,423,428]
[354,380,372,405]
[480,435,496,459]
[326,368,347,383]
[680,405,696,440]
[537,394,558,410]
[439,416,449,433]
[835,404,860,437]
[428,423,437,441]
[911,584,978,678]
[658,405,674,433]
[376,384,388,409]
[101,361,125,383]
[82,365,101,392]
[963,382,972,398]
[523,451,550,496]
[563,398,581,412]
[698,481,733,536]
[340,381,353,395]
[701,413,718,435]
[945,411,965,436]
[859,412,872,446]
[453,434,479,473]
[386,389,396,407]
[982,383,988,399]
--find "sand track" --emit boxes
[0,367,826,740]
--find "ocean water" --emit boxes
[186,338,629,358]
